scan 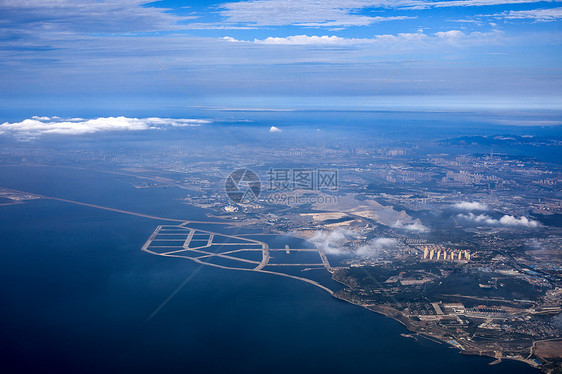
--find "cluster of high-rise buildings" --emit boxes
[421,245,471,261]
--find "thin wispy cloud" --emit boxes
[218,0,561,27]
[0,0,193,35]
[493,7,562,22]
[412,0,561,9]
[356,238,398,257]
[219,1,414,27]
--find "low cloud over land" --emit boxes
[309,228,356,255]
[309,229,399,258]
[457,213,539,228]
[453,201,488,211]
[356,238,398,258]
[392,220,429,232]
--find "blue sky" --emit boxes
[1,0,561,112]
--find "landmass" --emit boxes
[1,130,561,372]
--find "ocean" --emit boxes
[0,165,538,373]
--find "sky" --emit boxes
[1,0,561,113]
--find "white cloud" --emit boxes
[453,201,488,210]
[392,220,430,232]
[269,125,282,133]
[256,35,364,45]
[499,214,540,227]
[435,30,465,38]
[222,36,240,43]
[225,30,501,47]
[457,212,499,225]
[0,116,209,139]
[457,212,540,227]
[310,229,401,257]
[495,7,562,22]
[356,238,398,257]
[224,34,368,45]
[309,228,357,255]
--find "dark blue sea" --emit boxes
[0,166,539,373]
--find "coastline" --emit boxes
[331,288,544,371]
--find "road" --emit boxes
[3,186,335,296]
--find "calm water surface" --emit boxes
[0,166,538,373]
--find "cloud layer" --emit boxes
[0,116,209,138]
[1,0,561,107]
[457,212,540,227]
